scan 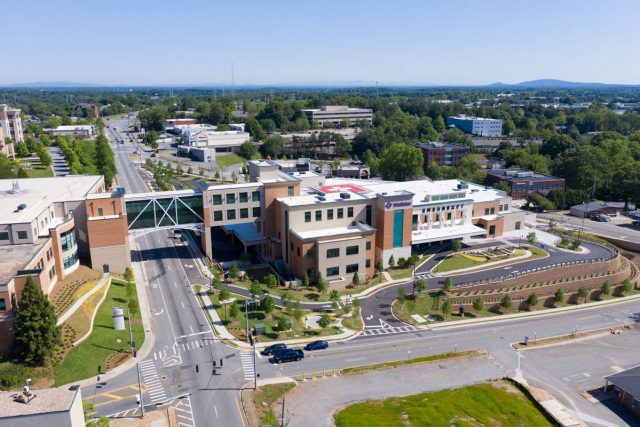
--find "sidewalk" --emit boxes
[57,274,111,325]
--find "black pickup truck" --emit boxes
[271,348,304,363]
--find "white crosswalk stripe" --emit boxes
[174,394,195,427]
[359,324,419,337]
[138,360,167,404]
[240,351,255,381]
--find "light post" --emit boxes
[128,308,144,417]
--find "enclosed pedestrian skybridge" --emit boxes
[124,190,204,233]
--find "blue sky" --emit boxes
[2,0,639,85]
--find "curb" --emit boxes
[71,277,112,346]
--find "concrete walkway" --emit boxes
[57,274,111,325]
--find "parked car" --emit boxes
[304,340,329,351]
[271,348,304,363]
[261,343,286,356]
[632,220,640,227]
[591,214,610,222]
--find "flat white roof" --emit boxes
[0,386,80,418]
[412,224,486,244]
[45,125,94,131]
[279,190,369,207]
[293,223,373,240]
[0,176,104,224]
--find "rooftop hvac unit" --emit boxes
[457,181,469,189]
[340,192,351,199]
[516,172,534,178]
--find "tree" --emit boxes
[375,259,383,274]
[526,293,539,310]
[315,273,328,294]
[492,181,510,192]
[265,274,278,289]
[249,281,262,299]
[397,287,406,306]
[600,281,611,299]
[13,276,60,365]
[442,277,452,294]
[473,298,484,313]
[500,294,513,314]
[280,291,293,309]
[124,267,134,283]
[302,272,310,287]
[260,135,284,158]
[218,288,230,302]
[228,262,240,281]
[415,279,427,293]
[619,279,633,296]
[577,287,589,303]
[275,317,290,332]
[526,232,537,245]
[229,302,240,318]
[239,140,258,160]
[388,255,396,269]
[351,271,360,287]
[260,295,275,315]
[211,272,222,290]
[441,299,452,319]
[15,141,29,157]
[329,289,340,303]
[554,288,564,306]
[526,193,555,212]
[318,314,332,329]
[425,161,444,180]
[451,240,462,252]
[378,143,424,181]
[570,238,581,251]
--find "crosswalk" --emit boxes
[359,325,419,336]
[174,394,195,427]
[151,337,215,367]
[138,360,167,404]
[240,351,255,381]
[414,272,433,281]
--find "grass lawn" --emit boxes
[394,292,499,325]
[252,382,296,426]
[341,307,363,331]
[54,280,144,386]
[216,153,246,170]
[433,246,546,274]
[334,380,553,427]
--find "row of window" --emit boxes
[326,242,370,258]
[430,193,466,202]
[512,183,563,192]
[48,265,56,280]
[0,230,28,241]
[326,260,371,277]
[213,207,261,222]
[305,207,354,223]
[421,204,464,213]
[63,252,79,269]
[212,190,262,206]
[60,229,77,252]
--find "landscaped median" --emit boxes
[340,349,484,375]
[432,245,547,275]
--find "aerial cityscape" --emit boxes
[2,1,640,427]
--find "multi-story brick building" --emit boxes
[0,104,23,157]
[486,169,565,198]
[416,142,470,167]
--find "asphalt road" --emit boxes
[540,212,640,244]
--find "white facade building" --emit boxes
[302,106,373,127]
[447,115,503,137]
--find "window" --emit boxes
[366,205,372,225]
[447,212,452,220]
[347,207,354,217]
[484,208,490,215]
[288,186,294,197]
[212,194,222,205]
[213,211,223,221]
[17,231,27,240]
[346,264,359,273]
[346,245,359,255]
[326,266,339,277]
[0,232,8,241]
[227,209,236,220]
[239,192,248,203]
[393,210,404,248]
[327,209,334,220]
[297,247,301,256]
[489,225,496,235]
[337,208,344,219]
[63,252,78,269]
[252,190,261,201]
[366,241,371,250]
[252,207,261,217]
[226,194,235,204]
[305,211,311,222]
[60,229,77,251]
[327,248,340,258]
[366,259,371,268]
[97,207,104,216]
[490,207,495,215]
[315,210,322,221]
[240,208,249,219]
[306,249,314,259]
[0,298,5,311]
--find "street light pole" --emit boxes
[244,299,250,343]
[128,308,144,417]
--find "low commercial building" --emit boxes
[176,146,216,163]
[0,385,85,426]
[302,106,373,127]
[43,125,96,140]
[569,202,621,219]
[416,142,470,167]
[0,176,130,353]
[0,104,23,157]
[174,124,250,152]
[604,365,640,419]
[485,169,565,198]
[447,115,503,137]
[335,163,370,179]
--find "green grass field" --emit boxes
[334,381,553,427]
[54,280,144,386]
[215,153,246,170]
[433,253,485,273]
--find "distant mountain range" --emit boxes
[0,79,638,89]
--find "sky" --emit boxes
[1,0,639,86]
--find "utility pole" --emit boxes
[244,299,250,344]
[280,397,286,427]
[252,334,258,390]
[128,308,144,417]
